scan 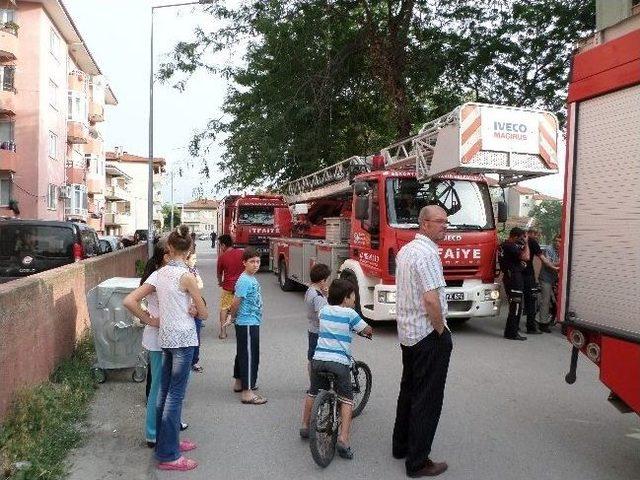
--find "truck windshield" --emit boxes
[238,207,275,226]
[386,178,495,230]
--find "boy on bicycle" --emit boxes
[303,278,373,459]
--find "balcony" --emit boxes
[0,88,15,115]
[0,24,18,60]
[0,144,16,172]
[104,185,130,201]
[66,165,85,184]
[104,212,130,226]
[68,71,87,93]
[67,121,89,144]
[65,206,88,221]
[87,177,104,195]
[89,100,104,123]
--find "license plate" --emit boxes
[446,292,464,301]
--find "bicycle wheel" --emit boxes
[309,390,338,468]
[351,360,372,418]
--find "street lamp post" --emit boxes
[148,0,213,258]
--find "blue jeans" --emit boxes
[155,347,194,462]
[145,351,163,442]
[192,319,203,365]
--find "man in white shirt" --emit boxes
[392,205,452,478]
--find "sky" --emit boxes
[64,0,566,204]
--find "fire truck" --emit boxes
[271,102,559,322]
[217,194,292,264]
[561,6,640,414]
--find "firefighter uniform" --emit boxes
[499,239,527,340]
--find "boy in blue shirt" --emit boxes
[302,278,373,459]
[229,247,266,405]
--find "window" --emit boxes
[48,131,57,159]
[0,9,15,24]
[0,120,14,144]
[50,29,60,58]
[47,184,58,210]
[0,66,15,92]
[0,176,11,205]
[49,80,58,109]
[67,91,87,122]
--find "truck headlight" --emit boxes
[484,289,500,301]
[377,291,396,304]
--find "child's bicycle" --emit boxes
[309,356,372,468]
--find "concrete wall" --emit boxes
[0,244,146,420]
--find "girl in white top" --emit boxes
[124,226,208,472]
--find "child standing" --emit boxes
[302,278,373,459]
[229,247,267,405]
[125,225,208,471]
[186,249,205,372]
[299,263,330,438]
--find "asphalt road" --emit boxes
[68,240,640,480]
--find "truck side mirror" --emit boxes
[497,201,508,223]
[354,182,370,196]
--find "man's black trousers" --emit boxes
[392,329,453,475]
[233,325,260,390]
[522,272,538,330]
[503,270,524,338]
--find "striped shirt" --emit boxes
[396,233,448,346]
[313,305,368,366]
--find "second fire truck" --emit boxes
[271,102,559,322]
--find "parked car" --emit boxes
[98,235,124,254]
[0,220,101,282]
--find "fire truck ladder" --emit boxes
[281,155,369,204]
[380,108,460,177]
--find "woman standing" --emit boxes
[125,226,208,471]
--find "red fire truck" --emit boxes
[560,7,640,414]
[217,194,292,264]
[271,102,559,322]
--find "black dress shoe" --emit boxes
[504,334,527,341]
[538,324,552,333]
[407,459,448,477]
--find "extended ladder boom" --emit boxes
[281,102,559,203]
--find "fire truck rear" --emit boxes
[561,5,640,414]
[271,103,559,322]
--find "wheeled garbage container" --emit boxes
[87,277,147,383]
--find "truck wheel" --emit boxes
[339,269,363,316]
[278,259,295,292]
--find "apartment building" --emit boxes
[182,198,218,235]
[105,149,166,234]
[0,1,116,223]
[103,161,131,236]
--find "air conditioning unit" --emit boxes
[59,185,71,199]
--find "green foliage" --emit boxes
[160,0,595,190]
[161,204,181,230]
[530,200,562,244]
[0,336,96,479]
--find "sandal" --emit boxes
[336,441,354,460]
[157,456,198,471]
[179,439,197,452]
[241,395,267,405]
[218,333,227,340]
[192,364,203,373]
[299,427,309,439]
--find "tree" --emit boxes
[162,204,181,231]
[159,0,594,190]
[530,200,562,244]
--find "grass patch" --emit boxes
[0,336,97,479]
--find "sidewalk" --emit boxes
[67,241,223,480]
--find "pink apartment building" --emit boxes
[0,0,116,231]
